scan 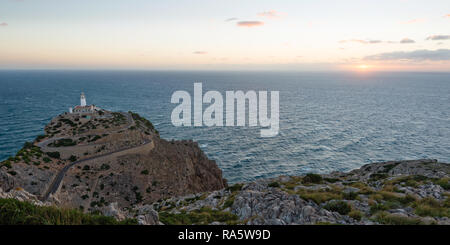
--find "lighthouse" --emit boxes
[80,92,87,106]
[70,92,101,114]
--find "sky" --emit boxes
[0,0,449,71]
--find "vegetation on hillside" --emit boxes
[0,198,137,225]
[129,111,159,134]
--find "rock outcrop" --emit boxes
[1,157,449,225]
[153,159,450,225]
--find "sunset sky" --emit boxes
[0,0,449,71]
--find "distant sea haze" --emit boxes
[0,71,449,183]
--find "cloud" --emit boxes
[400,38,415,44]
[426,35,450,41]
[236,21,264,27]
[193,51,207,55]
[445,14,450,18]
[364,49,450,61]
[257,10,285,19]
[0,22,8,27]
[339,39,367,44]
[339,39,382,44]
[225,18,238,22]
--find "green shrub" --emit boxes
[129,112,157,133]
[369,173,388,181]
[69,155,77,162]
[36,135,47,142]
[343,191,358,200]
[226,183,243,192]
[348,210,363,221]
[159,207,239,225]
[46,152,60,159]
[370,203,389,214]
[1,160,12,169]
[323,200,351,215]
[323,178,340,183]
[88,135,101,142]
[0,198,137,225]
[223,194,236,209]
[297,188,342,204]
[374,211,423,225]
[51,138,77,147]
[413,197,450,217]
[135,192,143,203]
[140,170,149,175]
[303,173,323,184]
[23,142,34,149]
[434,178,450,190]
[43,157,51,163]
[268,182,280,188]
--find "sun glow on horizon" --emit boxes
[357,64,370,70]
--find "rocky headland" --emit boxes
[0,110,449,225]
[0,109,225,221]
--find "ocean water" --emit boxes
[0,71,449,183]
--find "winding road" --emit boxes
[41,139,152,201]
[39,111,151,201]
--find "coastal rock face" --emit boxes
[0,187,49,206]
[0,110,226,212]
[154,159,450,225]
[343,159,450,180]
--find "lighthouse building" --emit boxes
[70,92,100,114]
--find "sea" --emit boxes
[0,70,449,183]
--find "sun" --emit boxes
[357,64,369,70]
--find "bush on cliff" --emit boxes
[268,182,280,188]
[226,183,243,192]
[413,197,450,218]
[159,207,239,225]
[46,151,60,159]
[302,173,323,184]
[374,211,424,225]
[323,200,352,215]
[0,198,137,225]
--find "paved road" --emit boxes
[41,139,152,201]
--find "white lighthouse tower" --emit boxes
[70,92,100,114]
[80,92,87,107]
